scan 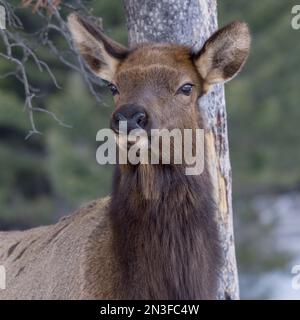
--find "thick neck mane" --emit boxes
[109,163,222,299]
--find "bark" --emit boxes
[123,0,239,299]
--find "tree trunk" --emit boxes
[123,0,239,300]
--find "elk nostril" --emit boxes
[114,112,127,122]
[111,112,128,134]
[112,109,148,134]
[134,112,147,128]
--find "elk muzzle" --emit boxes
[111,104,149,135]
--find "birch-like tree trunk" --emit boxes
[123,0,239,300]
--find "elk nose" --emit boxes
[111,109,148,134]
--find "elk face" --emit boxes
[68,14,250,155]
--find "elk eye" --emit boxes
[176,83,194,96]
[108,83,119,96]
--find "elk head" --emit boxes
[68,14,250,165]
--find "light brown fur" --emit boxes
[0,198,117,299]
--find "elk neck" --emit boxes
[108,161,222,299]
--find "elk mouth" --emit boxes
[114,130,151,152]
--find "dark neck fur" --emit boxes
[109,164,222,299]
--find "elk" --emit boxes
[0,13,250,300]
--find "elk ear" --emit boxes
[193,21,251,93]
[68,13,129,82]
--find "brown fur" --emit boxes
[109,164,221,299]
[106,43,221,299]
[0,14,250,300]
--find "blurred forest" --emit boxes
[0,0,299,299]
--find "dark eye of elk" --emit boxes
[108,83,119,96]
[176,83,194,96]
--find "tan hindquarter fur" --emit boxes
[0,197,120,299]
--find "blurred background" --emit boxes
[0,0,299,299]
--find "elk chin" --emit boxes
[114,130,151,165]
[114,131,149,150]
[114,132,129,152]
